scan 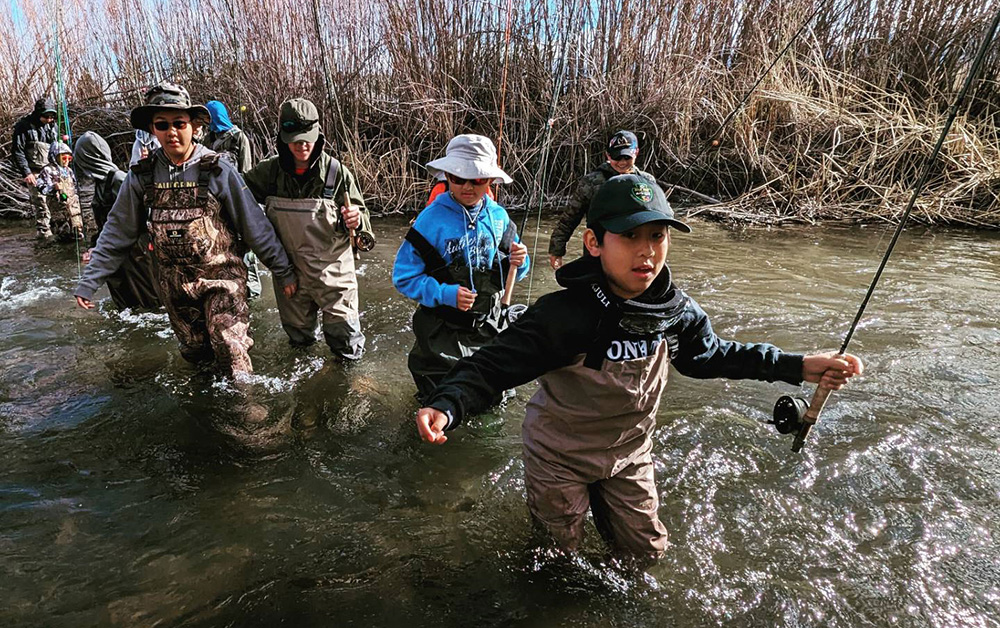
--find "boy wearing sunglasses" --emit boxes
[416,174,863,562]
[10,97,58,239]
[74,82,297,377]
[244,98,373,361]
[392,134,529,402]
[547,130,658,271]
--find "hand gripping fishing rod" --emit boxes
[771,8,1000,453]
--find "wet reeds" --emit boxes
[2,0,998,226]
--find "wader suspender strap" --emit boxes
[404,227,453,285]
[197,153,221,201]
[321,157,342,200]
[131,156,156,207]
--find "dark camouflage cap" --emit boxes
[130,81,211,130]
[279,98,321,143]
[588,174,691,234]
[607,130,638,159]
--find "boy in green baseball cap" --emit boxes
[414,174,863,562]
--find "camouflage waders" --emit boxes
[46,176,85,242]
[138,155,252,374]
[265,195,364,360]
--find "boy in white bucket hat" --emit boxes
[393,134,530,402]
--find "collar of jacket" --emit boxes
[555,255,687,321]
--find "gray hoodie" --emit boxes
[75,144,295,300]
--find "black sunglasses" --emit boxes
[281,119,317,132]
[447,173,492,186]
[610,154,634,162]
[153,119,190,131]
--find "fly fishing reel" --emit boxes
[353,231,376,253]
[504,303,528,324]
[769,395,808,434]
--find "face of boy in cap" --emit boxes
[584,175,691,300]
[606,130,638,174]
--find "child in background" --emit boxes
[36,141,93,242]
[393,134,529,402]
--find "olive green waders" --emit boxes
[265,196,364,360]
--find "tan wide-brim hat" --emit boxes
[426,134,512,184]
[130,81,211,131]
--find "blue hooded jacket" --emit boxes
[393,192,529,309]
[206,101,234,134]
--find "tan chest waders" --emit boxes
[264,158,365,360]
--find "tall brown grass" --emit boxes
[2,0,998,226]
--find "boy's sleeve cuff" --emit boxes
[440,283,460,308]
[775,353,805,386]
[276,271,297,288]
[74,284,96,301]
[429,399,460,431]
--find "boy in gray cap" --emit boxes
[416,174,863,562]
[244,98,374,361]
[547,130,658,270]
[74,81,297,376]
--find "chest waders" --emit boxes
[95,175,161,311]
[28,140,53,238]
[264,158,365,360]
[402,220,516,402]
[47,175,84,242]
[134,154,253,375]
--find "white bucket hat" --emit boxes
[425,134,512,184]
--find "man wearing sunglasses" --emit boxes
[75,81,297,377]
[547,130,658,270]
[11,97,59,239]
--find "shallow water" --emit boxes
[1,216,998,627]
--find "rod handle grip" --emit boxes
[502,264,517,306]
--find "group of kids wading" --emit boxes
[11,82,863,563]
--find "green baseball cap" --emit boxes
[588,174,692,234]
[279,98,321,143]
[130,81,210,130]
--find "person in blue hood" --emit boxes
[204,99,261,298]
[392,134,529,402]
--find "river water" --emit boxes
[1,215,998,627]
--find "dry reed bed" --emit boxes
[1,0,997,226]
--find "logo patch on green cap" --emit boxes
[631,182,653,204]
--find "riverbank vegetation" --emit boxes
[2,0,998,226]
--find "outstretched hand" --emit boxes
[416,407,449,444]
[75,296,95,310]
[802,352,864,390]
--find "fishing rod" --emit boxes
[770,7,1000,453]
[668,0,843,203]
[519,1,584,303]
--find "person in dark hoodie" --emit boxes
[205,99,261,299]
[11,98,58,239]
[74,131,161,310]
[74,81,297,376]
[547,130,657,270]
[243,97,374,361]
[416,174,864,563]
